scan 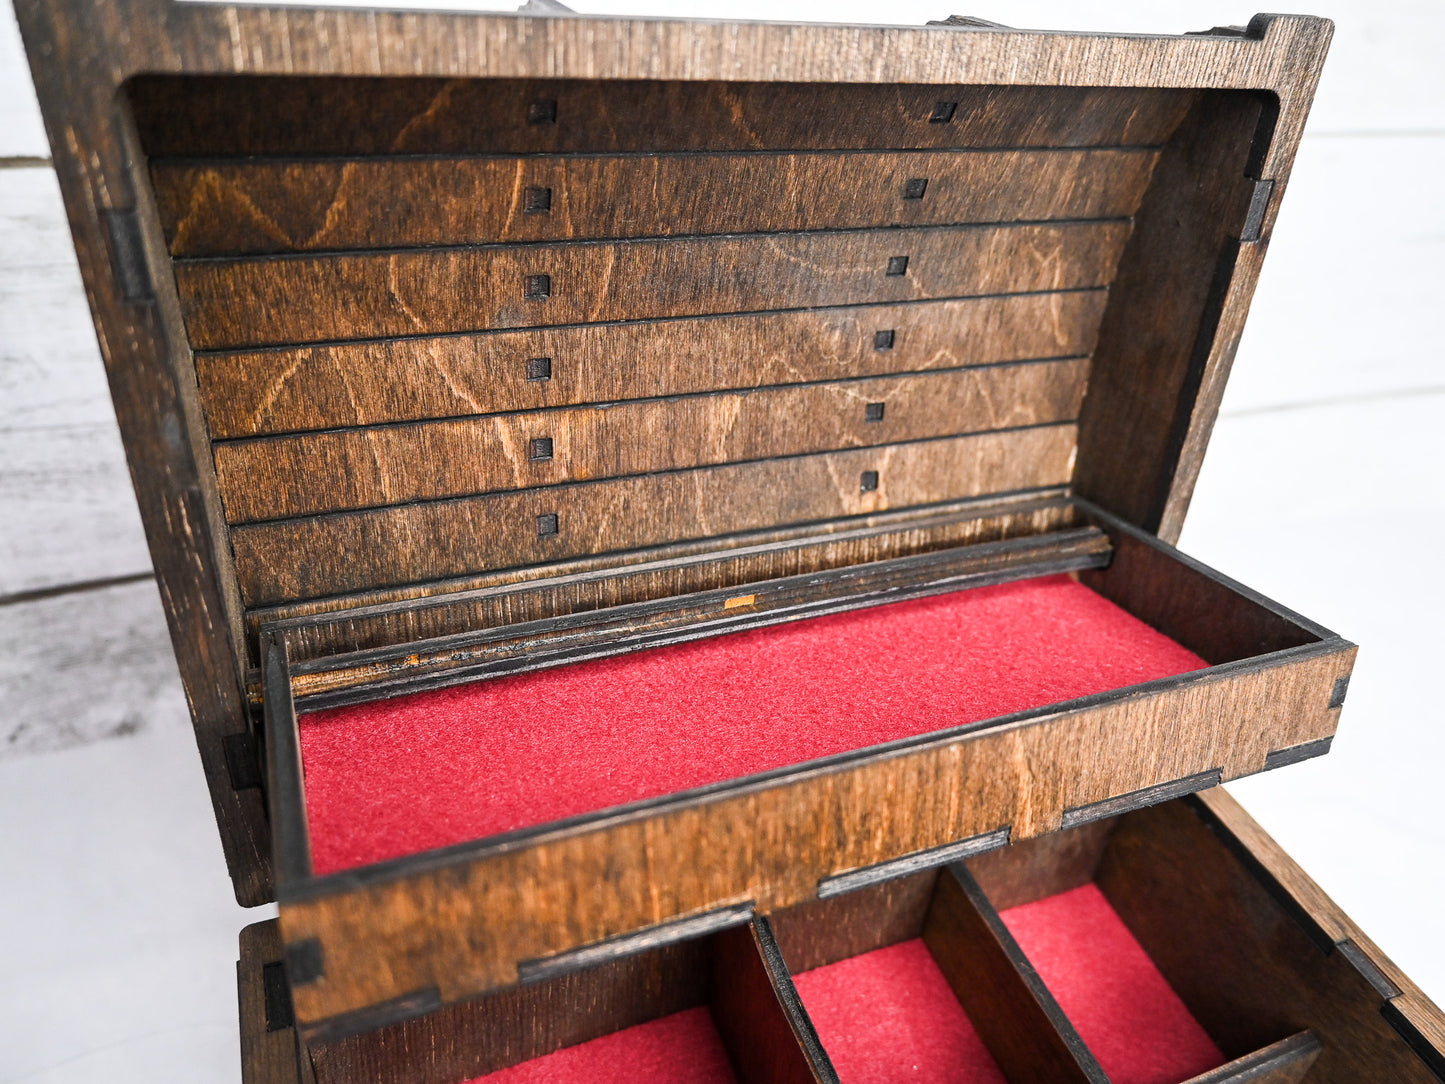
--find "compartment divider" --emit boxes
[711,918,838,1084]
[924,864,1109,1084]
[1179,1031,1321,1084]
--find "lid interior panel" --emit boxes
[128,76,1273,649]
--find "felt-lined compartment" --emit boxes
[793,939,1008,1083]
[466,1006,737,1084]
[766,808,1327,1084]
[999,884,1225,1084]
[297,573,1206,875]
[785,883,1226,1084]
[293,917,829,1084]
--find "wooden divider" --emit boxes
[768,838,1328,1084]
[925,865,1110,1082]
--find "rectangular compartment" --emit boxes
[260,500,1353,1032]
[240,909,831,1084]
[239,791,1445,1083]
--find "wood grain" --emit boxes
[154,148,1159,256]
[1074,91,1265,536]
[1078,503,1326,665]
[231,425,1077,605]
[1194,789,1445,1076]
[175,221,1132,350]
[214,360,1088,523]
[16,0,1334,910]
[1181,1032,1320,1084]
[133,77,1196,159]
[769,872,937,976]
[1096,795,1443,1079]
[925,865,1106,1083]
[275,639,1352,1026]
[964,818,1116,911]
[238,921,306,1084]
[196,293,1106,440]
[306,925,712,1084]
[711,921,835,1084]
[261,496,1078,666]
[285,529,1112,706]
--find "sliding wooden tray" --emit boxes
[238,790,1445,1083]
[260,499,1353,1034]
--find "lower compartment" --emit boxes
[789,884,1225,1084]
[241,790,1445,1084]
[468,1006,737,1084]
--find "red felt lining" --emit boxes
[792,939,1009,1083]
[464,1006,736,1084]
[299,575,1206,875]
[1000,883,1226,1084]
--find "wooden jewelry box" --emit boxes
[15,0,1445,1078]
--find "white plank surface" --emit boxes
[0,167,152,598]
[0,579,178,754]
[0,684,273,1082]
[1,0,48,157]
[0,0,1440,1079]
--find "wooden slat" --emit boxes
[261,495,1079,666]
[196,292,1106,440]
[287,529,1113,706]
[154,148,1159,256]
[230,425,1076,606]
[132,77,1196,158]
[175,221,1132,349]
[214,360,1088,523]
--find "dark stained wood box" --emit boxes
[15,0,1445,1077]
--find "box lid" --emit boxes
[16,0,1331,905]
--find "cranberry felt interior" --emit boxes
[793,938,1009,1083]
[465,1005,736,1084]
[1001,883,1225,1084]
[299,574,1206,875]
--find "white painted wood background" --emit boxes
[0,1,1441,1079]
